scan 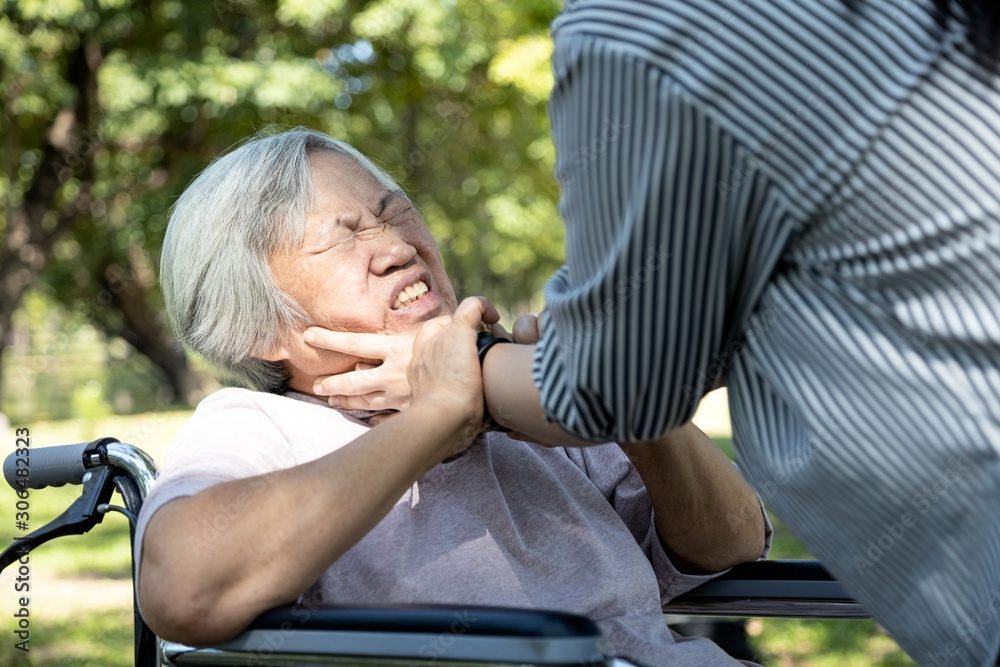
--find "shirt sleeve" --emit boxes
[534,33,775,442]
[565,444,772,603]
[133,391,295,611]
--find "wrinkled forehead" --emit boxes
[307,149,390,205]
[270,148,403,254]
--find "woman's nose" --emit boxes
[369,229,418,275]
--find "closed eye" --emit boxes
[382,201,421,226]
[304,236,352,255]
[302,201,419,253]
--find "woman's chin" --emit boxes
[386,290,445,328]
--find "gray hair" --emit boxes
[160,127,401,393]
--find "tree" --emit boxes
[1,0,565,411]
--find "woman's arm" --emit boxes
[619,422,766,572]
[139,407,472,644]
[140,298,491,645]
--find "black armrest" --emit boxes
[715,559,836,581]
[247,603,600,637]
[664,560,869,619]
[164,604,608,666]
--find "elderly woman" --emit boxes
[136,128,769,666]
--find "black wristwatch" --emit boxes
[476,331,511,432]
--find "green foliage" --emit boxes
[2,0,567,328]
[70,380,112,420]
[2,291,171,421]
[0,0,572,415]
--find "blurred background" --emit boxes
[0,0,912,664]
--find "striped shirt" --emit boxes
[531,1,1000,664]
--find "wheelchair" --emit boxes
[1,437,867,666]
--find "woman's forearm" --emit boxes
[139,404,472,645]
[620,423,766,572]
[481,343,592,445]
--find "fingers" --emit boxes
[314,367,385,397]
[304,328,394,358]
[478,297,502,325]
[326,392,390,411]
[512,314,541,344]
[453,296,500,330]
[488,322,511,341]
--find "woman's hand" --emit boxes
[305,300,504,412]
[408,297,500,445]
[305,330,415,411]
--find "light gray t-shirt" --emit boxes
[135,387,770,666]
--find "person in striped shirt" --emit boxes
[314,1,1000,665]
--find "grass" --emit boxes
[0,401,915,665]
[750,618,915,667]
[0,485,135,667]
[0,607,135,667]
[2,483,135,577]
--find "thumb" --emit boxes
[453,296,500,330]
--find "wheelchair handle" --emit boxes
[3,439,109,491]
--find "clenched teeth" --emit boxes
[392,280,429,309]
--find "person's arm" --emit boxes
[523,32,777,443]
[139,298,491,645]
[305,317,591,446]
[619,422,766,572]
[481,341,592,445]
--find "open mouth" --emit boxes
[392,279,430,310]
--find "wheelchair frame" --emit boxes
[1,437,868,666]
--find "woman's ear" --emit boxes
[253,330,294,363]
[257,345,290,363]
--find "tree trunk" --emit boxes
[98,264,204,406]
[0,38,99,407]
[0,306,14,413]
